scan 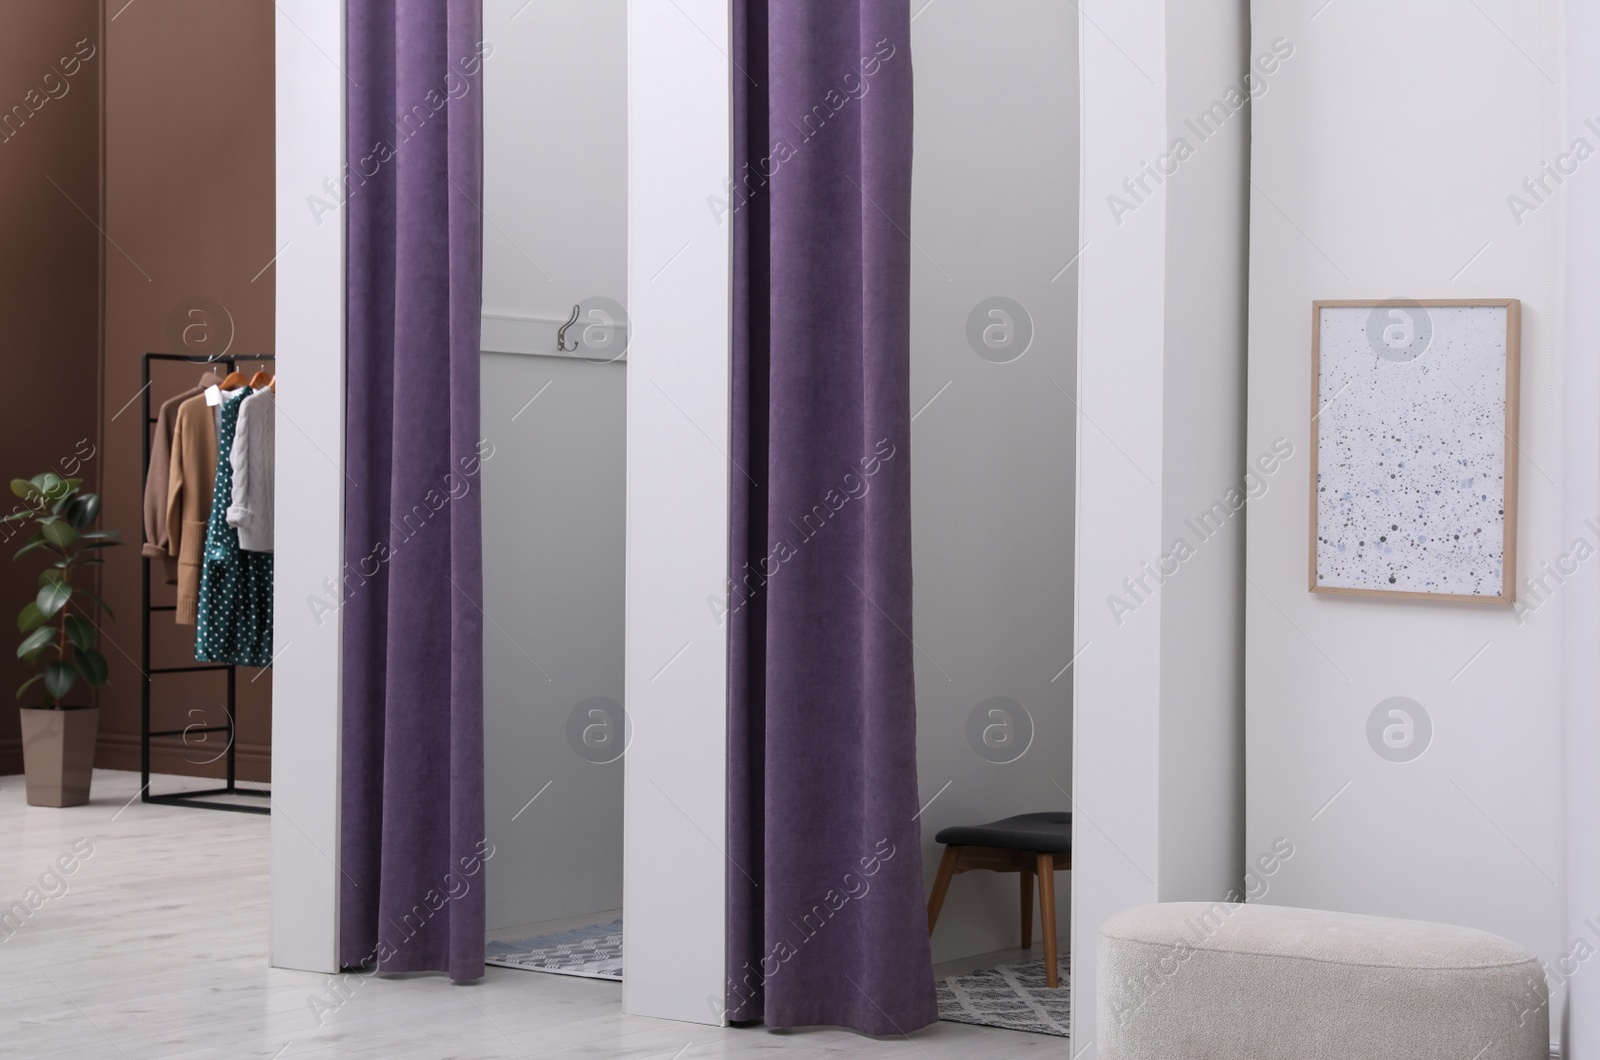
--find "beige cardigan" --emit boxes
[164,392,220,625]
[141,371,222,585]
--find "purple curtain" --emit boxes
[727,0,935,1034]
[340,0,486,981]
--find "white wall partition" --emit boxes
[622,0,732,1026]
[1072,0,1251,1047]
[1564,4,1600,1053]
[1073,1,1167,1032]
[1245,0,1567,1044]
[269,0,345,974]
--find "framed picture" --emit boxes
[1309,298,1520,603]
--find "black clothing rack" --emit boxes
[140,352,274,815]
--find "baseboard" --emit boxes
[94,731,270,784]
[0,731,270,781]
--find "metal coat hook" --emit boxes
[555,304,580,352]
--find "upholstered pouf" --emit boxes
[1099,903,1547,1059]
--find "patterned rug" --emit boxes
[485,918,623,981]
[936,959,1070,1037]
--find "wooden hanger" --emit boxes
[248,370,272,389]
[220,371,247,389]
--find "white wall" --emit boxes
[479,0,628,934]
[269,0,345,974]
[479,355,626,930]
[1245,0,1566,1040]
[907,0,1078,965]
[1156,0,1249,904]
[1564,4,1600,1053]
[623,0,730,1026]
[481,0,629,356]
[1073,0,1250,1047]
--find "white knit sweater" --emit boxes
[226,388,275,552]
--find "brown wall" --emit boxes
[0,2,104,775]
[101,0,275,781]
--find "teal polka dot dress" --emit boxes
[196,389,274,667]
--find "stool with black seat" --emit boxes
[925,811,1072,988]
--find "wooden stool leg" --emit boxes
[1020,865,1034,949]
[927,846,961,935]
[1036,853,1059,988]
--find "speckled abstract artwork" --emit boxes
[1314,303,1514,598]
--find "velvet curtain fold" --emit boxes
[340,0,487,981]
[727,0,936,1034]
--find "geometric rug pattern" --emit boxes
[935,959,1070,1037]
[485,918,623,981]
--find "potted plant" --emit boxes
[7,472,119,806]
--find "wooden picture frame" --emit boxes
[1309,298,1520,604]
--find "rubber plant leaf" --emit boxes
[17,601,44,633]
[36,580,72,620]
[14,535,49,561]
[40,519,77,551]
[71,647,107,687]
[16,626,55,661]
[43,660,76,701]
[63,613,93,651]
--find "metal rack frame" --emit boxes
[140,352,274,814]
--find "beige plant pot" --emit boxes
[19,706,100,807]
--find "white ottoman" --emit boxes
[1100,903,1547,1059]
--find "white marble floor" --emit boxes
[2,770,1063,1059]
